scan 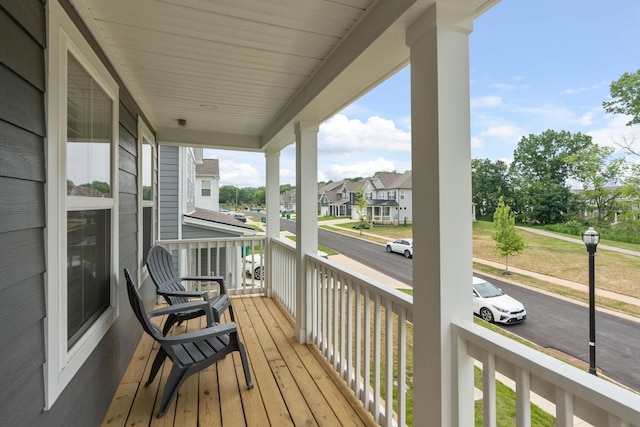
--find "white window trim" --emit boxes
[137,118,156,286]
[44,2,119,409]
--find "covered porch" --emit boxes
[102,295,375,426]
[106,237,640,426]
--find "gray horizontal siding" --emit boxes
[159,145,179,240]
[0,1,154,425]
[0,1,47,424]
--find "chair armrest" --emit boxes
[157,288,209,301]
[148,300,215,326]
[180,275,227,294]
[161,322,238,344]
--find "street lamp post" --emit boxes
[582,226,600,376]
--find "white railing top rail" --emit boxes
[453,320,640,426]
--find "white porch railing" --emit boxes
[159,237,640,427]
[269,237,297,315]
[156,237,268,295]
[454,320,640,427]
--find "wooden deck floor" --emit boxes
[101,295,377,426]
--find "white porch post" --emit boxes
[407,4,475,426]
[294,122,319,343]
[265,150,280,298]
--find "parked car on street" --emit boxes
[385,238,413,258]
[472,276,526,324]
[233,213,247,222]
[244,251,328,280]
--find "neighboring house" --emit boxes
[195,156,220,211]
[318,180,364,217]
[354,171,413,225]
[159,146,255,284]
[159,146,254,240]
[280,189,296,212]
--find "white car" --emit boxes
[472,276,526,324]
[244,251,328,280]
[385,238,413,258]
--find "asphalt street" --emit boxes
[248,213,640,391]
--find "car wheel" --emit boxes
[404,250,411,258]
[253,266,263,280]
[386,245,392,253]
[479,307,494,323]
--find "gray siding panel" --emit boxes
[0,228,45,292]
[183,225,232,239]
[0,177,45,233]
[0,2,153,425]
[0,2,47,424]
[0,120,45,182]
[0,8,45,90]
[159,145,179,240]
[0,0,46,47]
[0,64,44,135]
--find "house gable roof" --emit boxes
[184,207,254,231]
[196,159,219,176]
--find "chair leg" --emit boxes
[162,314,178,335]
[228,304,235,322]
[146,348,168,386]
[157,366,189,418]
[238,341,253,389]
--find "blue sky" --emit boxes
[207,0,640,187]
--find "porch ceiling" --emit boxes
[70,0,497,152]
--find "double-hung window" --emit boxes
[202,180,211,196]
[45,2,119,408]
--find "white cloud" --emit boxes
[579,111,595,126]
[479,124,525,144]
[471,95,503,108]
[587,114,640,150]
[319,114,410,157]
[471,136,484,149]
[325,158,397,181]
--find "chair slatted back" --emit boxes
[124,268,162,339]
[147,245,190,305]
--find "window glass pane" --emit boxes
[142,143,152,201]
[202,180,211,196]
[67,210,111,348]
[67,53,112,197]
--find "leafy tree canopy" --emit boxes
[602,69,640,126]
[471,158,511,219]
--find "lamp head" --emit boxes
[582,227,600,250]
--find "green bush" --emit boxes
[541,220,586,236]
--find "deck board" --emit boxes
[101,295,377,426]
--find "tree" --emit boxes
[566,144,628,225]
[354,187,368,234]
[492,197,525,273]
[509,130,592,224]
[602,69,640,126]
[471,158,511,220]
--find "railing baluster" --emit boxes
[373,293,381,422]
[555,388,574,427]
[346,279,353,388]
[483,351,496,427]
[515,366,531,427]
[354,283,362,396]
[363,288,371,411]
[397,308,406,427]
[384,298,393,427]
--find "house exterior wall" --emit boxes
[195,175,220,211]
[159,145,180,240]
[0,2,156,425]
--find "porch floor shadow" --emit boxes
[101,295,377,426]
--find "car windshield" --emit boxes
[474,281,503,298]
